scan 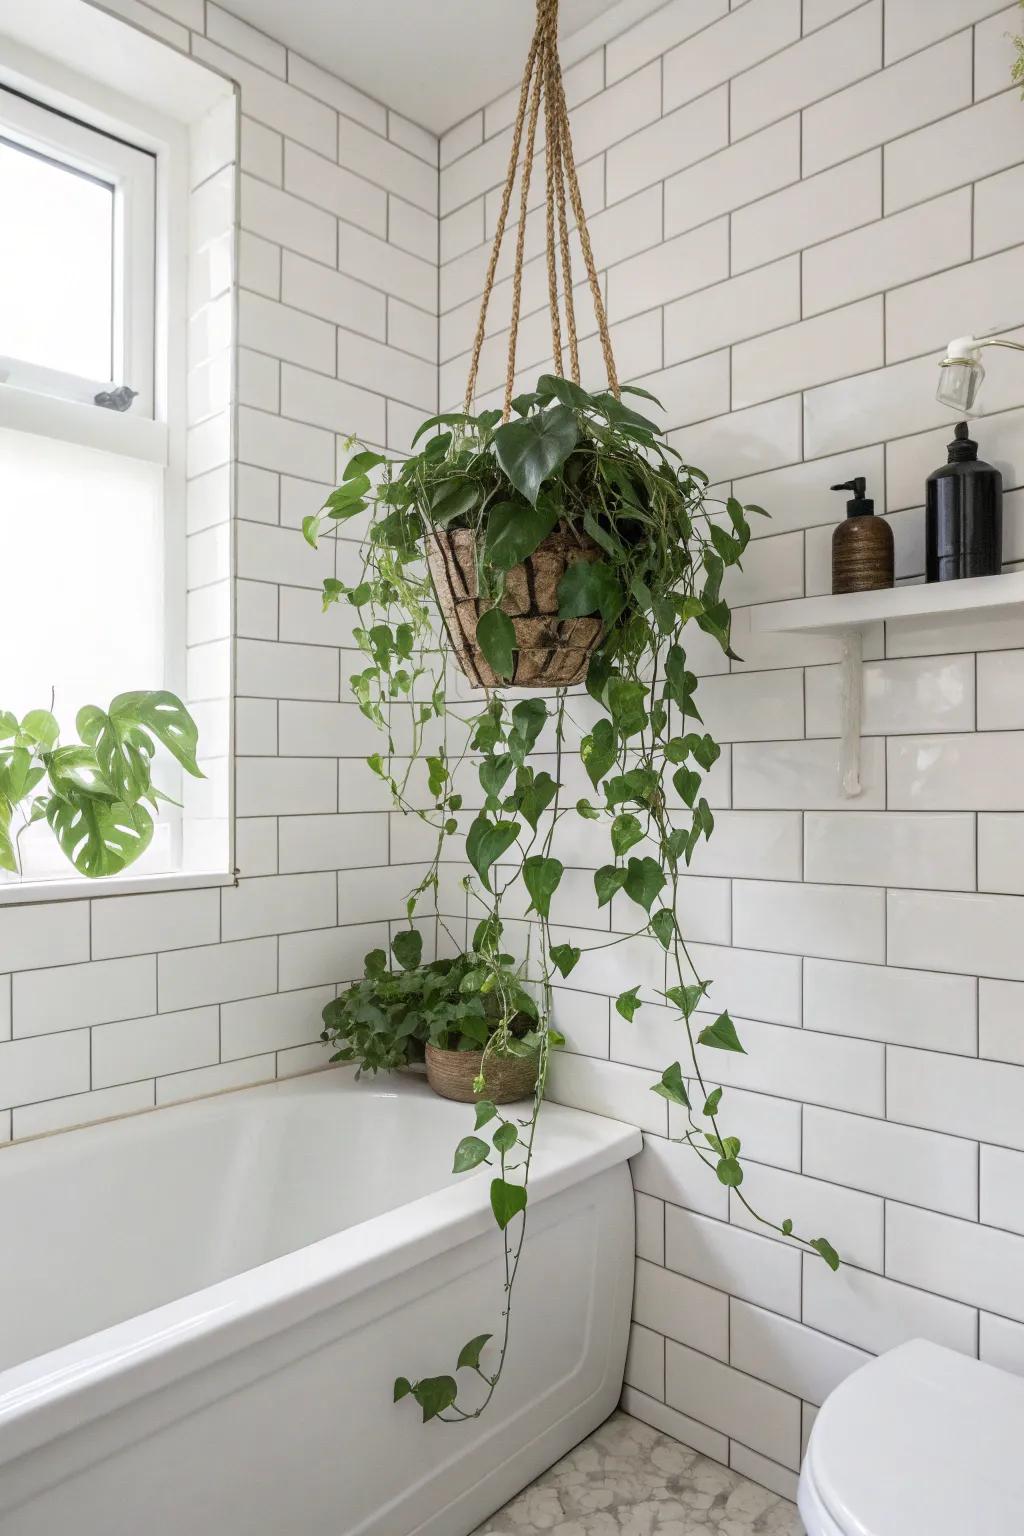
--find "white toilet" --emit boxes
[799,1338,1024,1535]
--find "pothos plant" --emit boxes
[320,918,546,1076]
[304,372,840,1426]
[0,691,202,879]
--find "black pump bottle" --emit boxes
[926,421,1003,583]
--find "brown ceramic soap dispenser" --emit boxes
[831,477,894,594]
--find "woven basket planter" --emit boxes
[425,1042,538,1104]
[425,525,604,690]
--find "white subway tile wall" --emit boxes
[6,0,1024,1501]
[431,0,1024,1490]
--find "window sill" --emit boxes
[0,381,167,463]
[0,868,237,908]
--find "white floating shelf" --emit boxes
[749,571,1024,636]
[747,571,1024,801]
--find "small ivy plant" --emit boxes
[304,372,840,1425]
[0,691,202,879]
[1014,1,1024,93]
[321,918,547,1076]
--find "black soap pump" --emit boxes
[926,421,1003,582]
[831,477,893,594]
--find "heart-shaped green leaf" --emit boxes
[581,718,616,789]
[624,856,666,913]
[430,480,480,526]
[491,405,578,505]
[523,854,563,917]
[490,1177,528,1229]
[557,559,622,622]
[666,982,709,1017]
[391,928,423,971]
[673,766,701,808]
[474,1099,497,1129]
[517,768,557,831]
[549,943,581,978]
[466,815,520,892]
[493,1121,518,1154]
[412,1375,458,1422]
[482,500,558,570]
[697,1012,745,1053]
[616,985,642,1021]
[476,608,517,679]
[508,699,546,765]
[607,679,648,738]
[536,373,592,409]
[652,1061,689,1106]
[457,1334,493,1371]
[651,909,676,948]
[594,864,627,908]
[611,813,644,857]
[453,1135,490,1173]
[479,754,513,801]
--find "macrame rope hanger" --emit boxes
[462,0,620,422]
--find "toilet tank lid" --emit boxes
[806,1339,1024,1536]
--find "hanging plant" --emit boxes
[1014,1,1024,94]
[304,0,839,1427]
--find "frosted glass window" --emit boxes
[0,426,164,721]
[0,427,170,882]
[0,138,115,382]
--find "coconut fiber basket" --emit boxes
[425,1043,538,1104]
[426,525,604,690]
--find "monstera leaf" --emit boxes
[46,793,154,878]
[78,691,203,805]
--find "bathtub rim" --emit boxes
[0,1069,641,1468]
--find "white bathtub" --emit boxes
[0,1069,640,1535]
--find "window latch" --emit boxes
[94,385,138,412]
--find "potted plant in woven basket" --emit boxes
[304,0,839,1430]
[320,920,549,1105]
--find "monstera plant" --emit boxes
[0,691,202,879]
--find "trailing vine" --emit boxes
[304,375,840,1424]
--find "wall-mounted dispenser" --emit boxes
[936,333,1024,413]
[831,477,894,594]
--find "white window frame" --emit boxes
[0,84,156,418]
[0,13,238,907]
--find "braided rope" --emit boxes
[540,0,563,377]
[462,0,617,420]
[462,31,540,417]
[502,48,544,418]
[554,55,619,399]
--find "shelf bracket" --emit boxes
[837,629,863,798]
